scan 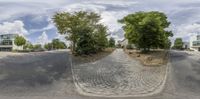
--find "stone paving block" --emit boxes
[72,49,168,97]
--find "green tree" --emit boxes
[58,42,67,49]
[119,11,173,52]
[14,36,26,47]
[51,39,67,49]
[23,42,33,50]
[94,25,109,51]
[173,38,183,49]
[52,39,60,49]
[53,11,99,52]
[53,11,108,55]
[165,39,172,49]
[33,44,42,50]
[109,37,115,47]
[44,43,53,50]
[76,28,96,54]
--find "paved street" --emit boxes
[169,51,200,97]
[0,50,200,99]
[0,50,77,97]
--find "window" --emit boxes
[197,35,200,40]
[1,40,12,45]
[193,41,200,46]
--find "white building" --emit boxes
[118,39,136,49]
[183,42,190,49]
[119,39,128,48]
[189,34,200,51]
[0,34,23,51]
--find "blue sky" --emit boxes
[0,0,200,45]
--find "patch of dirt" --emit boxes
[124,49,169,66]
[72,48,115,65]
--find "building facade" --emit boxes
[189,34,200,51]
[0,34,23,51]
[183,42,190,49]
[118,39,136,49]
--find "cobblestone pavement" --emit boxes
[72,49,168,97]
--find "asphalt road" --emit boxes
[0,50,200,99]
[0,51,77,97]
[169,51,200,98]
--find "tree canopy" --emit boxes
[44,43,53,50]
[33,44,42,50]
[119,11,173,52]
[14,36,26,46]
[53,11,108,55]
[52,39,67,49]
[109,37,115,47]
[173,38,183,49]
[94,25,109,50]
[44,39,67,50]
[23,42,33,50]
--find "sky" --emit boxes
[1,0,200,45]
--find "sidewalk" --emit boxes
[0,49,70,59]
[0,52,27,59]
[184,51,200,56]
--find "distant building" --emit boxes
[0,34,23,51]
[119,39,128,48]
[189,34,200,51]
[183,42,190,49]
[118,39,135,49]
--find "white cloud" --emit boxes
[100,11,128,32]
[29,23,55,33]
[0,0,73,21]
[62,3,106,13]
[86,0,138,7]
[175,23,200,38]
[0,20,28,36]
[2,0,200,43]
[37,31,49,45]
